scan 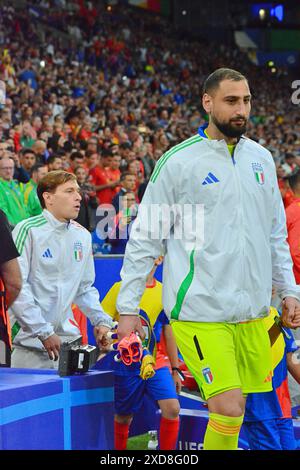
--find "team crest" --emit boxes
[74,241,83,262]
[252,162,265,185]
[202,367,213,384]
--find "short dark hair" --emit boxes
[203,68,248,95]
[30,163,47,177]
[37,171,77,208]
[70,151,84,161]
[47,154,62,165]
[287,167,300,191]
[120,142,132,150]
[102,149,113,158]
[20,147,36,157]
[85,150,96,158]
[120,171,135,181]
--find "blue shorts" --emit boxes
[115,367,178,415]
[243,418,296,450]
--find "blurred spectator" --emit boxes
[31,140,48,163]
[110,154,121,194]
[108,191,138,255]
[0,157,28,227]
[74,166,97,232]
[11,150,30,184]
[19,121,36,149]
[67,151,85,173]
[139,145,155,180]
[23,163,48,217]
[277,162,295,209]
[19,148,36,181]
[112,172,136,213]
[89,149,119,205]
[127,159,144,194]
[47,155,63,171]
[86,137,99,154]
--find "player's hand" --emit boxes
[281,297,300,329]
[117,315,146,341]
[172,370,182,394]
[42,334,61,361]
[94,325,111,351]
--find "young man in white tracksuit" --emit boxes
[115,68,300,450]
[10,170,113,369]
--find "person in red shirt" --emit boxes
[286,168,300,284]
[88,149,119,205]
[277,163,295,209]
[110,154,121,196]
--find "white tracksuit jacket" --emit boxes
[10,209,113,350]
[117,130,300,323]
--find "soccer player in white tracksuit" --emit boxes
[116,68,300,450]
[10,170,113,369]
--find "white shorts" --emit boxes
[11,345,59,370]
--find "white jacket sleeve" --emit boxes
[117,160,178,315]
[271,172,300,300]
[73,244,113,328]
[11,226,55,341]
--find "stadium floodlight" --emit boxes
[259,9,266,20]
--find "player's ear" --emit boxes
[202,93,212,114]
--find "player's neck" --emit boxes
[46,208,70,224]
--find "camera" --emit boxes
[58,336,100,377]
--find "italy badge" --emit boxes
[202,367,213,384]
[74,241,83,262]
[252,162,265,185]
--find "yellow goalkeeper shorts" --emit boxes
[171,318,272,400]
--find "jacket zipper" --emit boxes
[53,230,65,331]
[230,145,245,298]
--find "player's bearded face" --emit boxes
[211,113,248,138]
[206,78,251,139]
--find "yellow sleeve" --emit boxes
[101,282,122,321]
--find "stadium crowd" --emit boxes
[0,0,299,253]
[1,0,300,451]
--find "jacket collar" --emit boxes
[43,209,70,230]
[198,123,247,151]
